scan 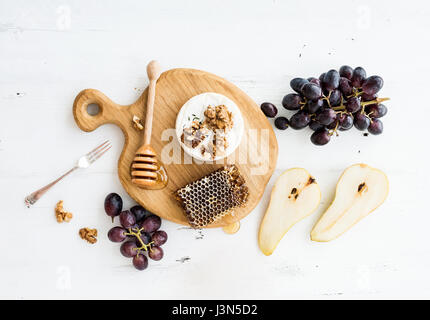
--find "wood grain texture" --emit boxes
[73,68,278,227]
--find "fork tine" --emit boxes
[89,145,112,163]
[86,140,110,157]
[89,142,111,161]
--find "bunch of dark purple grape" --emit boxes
[104,193,168,271]
[260,66,389,145]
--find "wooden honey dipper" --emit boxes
[131,60,168,189]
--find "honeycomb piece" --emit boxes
[175,165,249,228]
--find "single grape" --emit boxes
[151,230,168,246]
[302,83,322,100]
[339,65,354,80]
[306,99,323,113]
[148,246,164,261]
[339,77,353,96]
[329,89,341,106]
[319,73,326,82]
[309,120,324,131]
[282,93,302,110]
[139,215,161,233]
[354,113,370,130]
[361,92,377,101]
[338,113,353,130]
[316,108,337,125]
[311,129,331,146]
[274,117,289,130]
[368,119,383,135]
[130,205,148,222]
[104,193,123,220]
[108,226,127,243]
[119,210,136,229]
[133,254,148,271]
[323,70,340,90]
[366,104,387,118]
[351,67,366,87]
[260,102,278,117]
[345,96,361,113]
[120,240,138,258]
[362,76,384,95]
[321,85,330,97]
[289,111,311,129]
[308,77,321,86]
[290,78,308,94]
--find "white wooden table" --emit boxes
[1,0,429,299]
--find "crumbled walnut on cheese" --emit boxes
[132,115,144,130]
[79,228,98,244]
[204,105,233,131]
[182,105,233,160]
[181,120,210,149]
[55,200,73,223]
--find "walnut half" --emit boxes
[55,200,73,223]
[79,228,98,244]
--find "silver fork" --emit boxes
[25,140,112,207]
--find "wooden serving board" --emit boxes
[73,68,278,228]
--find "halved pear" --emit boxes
[311,163,389,242]
[259,168,321,256]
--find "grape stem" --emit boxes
[332,94,346,112]
[329,121,340,137]
[332,106,345,111]
[125,227,154,254]
[299,98,307,110]
[361,97,390,107]
[360,97,389,114]
[331,97,390,112]
[321,90,333,109]
[346,87,363,99]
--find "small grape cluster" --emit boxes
[260,66,389,145]
[104,193,168,271]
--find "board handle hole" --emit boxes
[87,103,100,116]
